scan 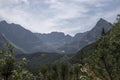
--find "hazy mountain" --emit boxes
[0,18,112,54]
[0,20,56,53]
[35,32,73,49]
[0,33,8,50]
[73,31,89,41]
[58,18,112,54]
[0,33,24,54]
[78,18,112,48]
[35,19,112,54]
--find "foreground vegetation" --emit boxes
[0,15,120,80]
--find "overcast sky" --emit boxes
[0,0,120,36]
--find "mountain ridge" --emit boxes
[0,20,56,53]
[57,18,112,53]
[0,18,112,54]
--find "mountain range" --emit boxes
[0,21,56,53]
[0,18,112,54]
[35,18,112,54]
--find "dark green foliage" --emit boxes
[88,15,120,80]
[101,28,106,35]
[69,42,97,64]
[0,44,14,80]
[60,63,69,80]
[0,44,35,80]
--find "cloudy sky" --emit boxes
[0,0,120,36]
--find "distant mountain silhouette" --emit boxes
[0,21,56,53]
[35,18,112,54]
[0,33,8,50]
[0,33,24,54]
[58,18,112,53]
[0,18,112,54]
[35,32,73,49]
